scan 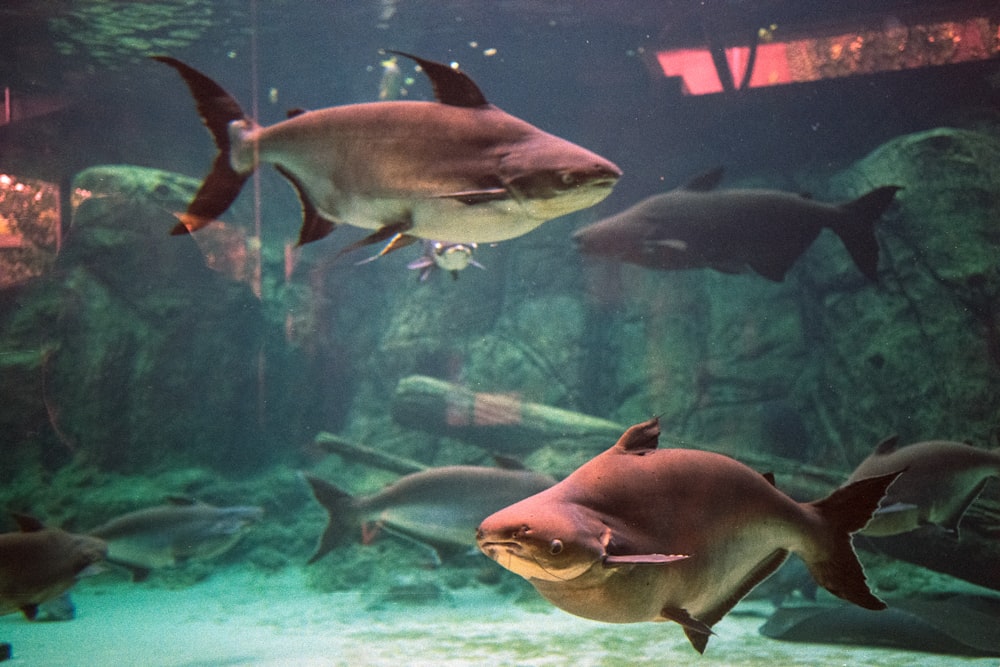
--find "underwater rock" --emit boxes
[0,163,323,472]
[798,127,1000,462]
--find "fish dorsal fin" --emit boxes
[389,51,489,108]
[874,434,901,455]
[762,472,776,486]
[286,107,307,119]
[614,417,661,455]
[680,167,724,192]
[493,455,527,471]
[12,513,45,532]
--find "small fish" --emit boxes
[477,418,900,653]
[0,514,106,619]
[154,53,621,256]
[573,168,901,281]
[406,240,485,281]
[845,435,1000,537]
[88,498,263,582]
[303,464,556,563]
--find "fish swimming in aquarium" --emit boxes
[573,168,901,282]
[476,418,901,654]
[0,514,106,619]
[153,52,621,257]
[88,498,263,582]
[302,464,555,563]
[845,434,1000,537]
[406,240,485,281]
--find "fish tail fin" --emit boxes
[301,472,356,564]
[804,470,903,610]
[152,56,252,235]
[832,185,902,281]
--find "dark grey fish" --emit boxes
[303,465,556,563]
[0,514,106,619]
[88,498,263,581]
[154,53,620,256]
[760,595,1000,657]
[573,168,901,281]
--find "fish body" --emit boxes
[573,168,900,281]
[154,53,620,254]
[303,465,555,563]
[846,435,1000,537]
[477,418,899,653]
[0,515,106,619]
[89,499,262,581]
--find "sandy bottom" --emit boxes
[1,569,995,667]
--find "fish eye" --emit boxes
[549,539,563,555]
[560,172,576,185]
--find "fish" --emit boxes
[0,514,106,619]
[406,240,485,281]
[760,595,1000,657]
[572,168,901,281]
[303,464,556,563]
[845,434,1000,537]
[153,52,621,256]
[88,498,263,582]
[476,418,901,653]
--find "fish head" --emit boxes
[430,241,476,272]
[500,137,621,220]
[476,502,608,582]
[572,207,672,262]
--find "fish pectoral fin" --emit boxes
[435,188,511,205]
[660,607,714,653]
[604,553,689,566]
[20,604,39,620]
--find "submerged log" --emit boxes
[391,375,626,455]
[313,432,427,475]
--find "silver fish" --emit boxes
[88,498,263,581]
[303,464,555,563]
[846,435,1000,537]
[154,53,620,256]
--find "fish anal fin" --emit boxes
[681,167,724,192]
[605,553,689,566]
[389,51,489,108]
[940,478,992,538]
[701,549,789,635]
[659,607,714,653]
[614,417,661,455]
[274,165,336,246]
